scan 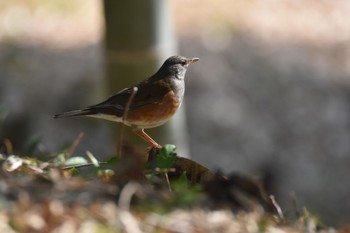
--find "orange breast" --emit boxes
[126,91,180,128]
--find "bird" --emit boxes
[54,55,199,149]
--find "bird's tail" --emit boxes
[53,109,91,119]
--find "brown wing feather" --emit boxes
[85,78,173,117]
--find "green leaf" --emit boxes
[172,172,188,189]
[65,156,88,166]
[258,217,269,233]
[156,144,177,169]
[68,167,80,175]
[100,156,119,170]
[51,153,67,167]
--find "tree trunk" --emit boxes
[102,0,189,156]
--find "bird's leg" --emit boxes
[132,128,162,149]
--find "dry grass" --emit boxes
[0,169,336,233]
[0,142,338,232]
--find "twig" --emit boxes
[123,87,138,123]
[291,192,301,218]
[164,172,172,192]
[117,87,138,157]
[145,167,176,175]
[3,138,13,154]
[270,195,284,220]
[118,182,143,233]
[65,132,84,158]
[62,162,107,170]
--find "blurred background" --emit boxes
[1,0,350,227]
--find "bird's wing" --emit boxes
[89,79,171,115]
[54,79,172,118]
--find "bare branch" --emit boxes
[117,87,138,157]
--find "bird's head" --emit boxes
[159,56,199,80]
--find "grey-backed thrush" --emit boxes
[54,56,199,148]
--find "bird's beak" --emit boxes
[187,58,200,64]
